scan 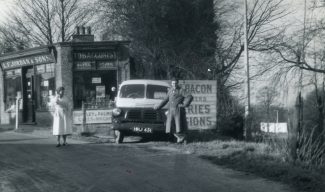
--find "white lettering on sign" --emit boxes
[74,51,116,60]
[97,62,117,69]
[92,77,101,84]
[179,80,217,130]
[1,55,54,70]
[73,110,112,124]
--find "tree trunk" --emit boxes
[317,96,323,137]
[288,93,303,162]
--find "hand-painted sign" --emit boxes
[73,109,112,124]
[1,54,54,70]
[179,80,217,130]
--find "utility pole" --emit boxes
[275,110,279,124]
[60,0,65,42]
[244,0,252,140]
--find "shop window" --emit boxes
[73,70,117,109]
[35,63,55,111]
[4,69,22,111]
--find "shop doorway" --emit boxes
[22,66,36,123]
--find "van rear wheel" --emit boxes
[114,130,124,144]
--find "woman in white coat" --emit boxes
[50,87,72,147]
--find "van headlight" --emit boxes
[112,108,122,116]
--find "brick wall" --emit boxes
[55,44,73,107]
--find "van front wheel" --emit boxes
[114,130,124,144]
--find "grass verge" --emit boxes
[159,140,325,192]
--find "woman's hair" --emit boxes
[56,86,65,94]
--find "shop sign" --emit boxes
[73,109,112,124]
[73,51,116,61]
[92,77,101,84]
[75,61,95,70]
[5,69,21,77]
[36,65,46,73]
[97,61,116,69]
[1,54,54,70]
[179,80,217,130]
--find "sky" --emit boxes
[0,0,13,23]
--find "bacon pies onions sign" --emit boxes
[179,80,217,130]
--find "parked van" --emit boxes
[112,80,170,143]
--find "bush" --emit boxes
[218,113,244,140]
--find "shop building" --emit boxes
[0,28,130,127]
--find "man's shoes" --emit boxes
[176,138,187,144]
[174,133,187,144]
[63,143,67,146]
[56,144,61,147]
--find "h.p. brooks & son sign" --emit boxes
[179,80,217,130]
[1,54,54,70]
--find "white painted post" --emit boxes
[15,92,21,131]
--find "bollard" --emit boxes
[15,97,21,131]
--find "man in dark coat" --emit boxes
[154,78,193,143]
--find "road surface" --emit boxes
[0,131,292,192]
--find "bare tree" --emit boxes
[214,0,289,90]
[0,25,30,53]
[1,0,95,46]
[256,86,278,132]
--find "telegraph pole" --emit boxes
[60,0,65,42]
[244,0,252,140]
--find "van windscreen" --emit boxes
[119,84,145,98]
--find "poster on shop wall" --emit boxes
[96,86,105,99]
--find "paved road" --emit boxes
[0,131,292,192]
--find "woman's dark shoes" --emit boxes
[56,144,61,147]
[63,143,67,146]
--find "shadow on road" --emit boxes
[0,138,49,143]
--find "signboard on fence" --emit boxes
[260,123,287,133]
[73,110,112,124]
[179,80,217,130]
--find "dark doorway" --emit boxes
[22,66,36,123]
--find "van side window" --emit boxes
[146,85,168,99]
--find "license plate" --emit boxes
[133,127,152,133]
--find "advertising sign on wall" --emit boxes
[96,86,106,99]
[179,80,217,130]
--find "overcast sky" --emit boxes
[0,0,12,22]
